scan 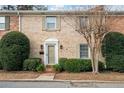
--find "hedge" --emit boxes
[106,55,124,72]
[23,58,41,71]
[58,58,105,72]
[53,64,62,72]
[36,64,45,72]
[0,31,30,71]
[64,59,92,72]
[59,58,67,71]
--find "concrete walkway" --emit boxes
[36,73,55,80]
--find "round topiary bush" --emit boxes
[102,32,124,56]
[102,32,124,72]
[0,31,30,71]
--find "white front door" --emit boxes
[47,44,55,64]
[44,38,59,65]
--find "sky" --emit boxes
[0,5,124,11]
[48,5,124,11]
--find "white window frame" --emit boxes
[0,16,5,30]
[80,43,90,59]
[45,16,57,30]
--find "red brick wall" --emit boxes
[108,16,124,34]
[0,15,19,38]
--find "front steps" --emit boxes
[45,65,54,73]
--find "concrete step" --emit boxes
[45,65,54,73]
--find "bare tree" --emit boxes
[33,5,48,10]
[17,5,33,10]
[63,5,115,73]
[17,5,48,10]
[0,5,48,11]
[1,5,16,10]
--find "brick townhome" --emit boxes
[0,10,124,65]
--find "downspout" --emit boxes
[17,11,21,32]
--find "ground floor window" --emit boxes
[80,44,89,59]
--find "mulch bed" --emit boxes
[54,72,124,81]
[0,70,41,80]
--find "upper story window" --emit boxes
[80,44,90,59]
[46,16,56,29]
[80,17,88,28]
[42,16,60,31]
[0,17,5,30]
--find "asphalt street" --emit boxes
[0,81,124,88]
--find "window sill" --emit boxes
[0,29,5,30]
[43,29,60,31]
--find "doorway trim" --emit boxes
[44,38,59,65]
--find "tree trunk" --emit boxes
[90,46,100,73]
[90,47,96,73]
[94,52,99,73]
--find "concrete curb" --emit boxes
[0,79,70,82]
[0,79,124,83]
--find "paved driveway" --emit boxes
[0,81,124,88]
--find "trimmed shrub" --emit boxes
[78,59,92,71]
[64,59,92,72]
[23,58,41,71]
[0,45,23,71]
[36,64,45,72]
[0,47,2,69]
[0,31,30,71]
[59,58,67,71]
[99,61,105,71]
[0,62,3,69]
[65,59,81,72]
[102,32,124,56]
[102,32,124,72]
[106,55,124,72]
[59,58,105,72]
[53,64,62,72]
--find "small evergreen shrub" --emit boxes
[59,58,67,71]
[0,49,2,69]
[36,64,45,72]
[23,58,41,71]
[53,64,62,72]
[0,62,2,70]
[99,61,105,71]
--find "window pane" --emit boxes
[80,44,89,58]
[0,17,5,23]
[47,23,55,29]
[0,23,5,29]
[46,17,56,23]
[46,17,56,29]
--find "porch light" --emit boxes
[40,45,43,49]
[60,45,63,49]
[39,51,44,55]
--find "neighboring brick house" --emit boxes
[0,10,124,65]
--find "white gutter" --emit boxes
[17,11,21,32]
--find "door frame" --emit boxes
[44,38,59,65]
